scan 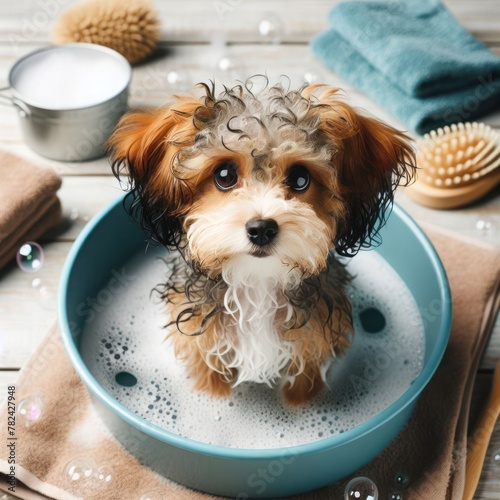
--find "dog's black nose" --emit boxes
[246,219,279,246]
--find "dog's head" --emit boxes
[108,81,415,283]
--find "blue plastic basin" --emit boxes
[59,194,451,498]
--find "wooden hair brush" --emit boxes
[407,122,500,209]
[52,0,160,65]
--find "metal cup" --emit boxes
[0,43,132,162]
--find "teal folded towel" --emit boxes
[311,0,500,134]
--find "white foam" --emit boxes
[12,47,129,109]
[80,249,425,449]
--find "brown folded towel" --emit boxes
[0,228,498,500]
[0,150,62,270]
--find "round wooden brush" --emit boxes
[407,122,500,209]
[52,0,161,65]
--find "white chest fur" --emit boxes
[203,255,301,386]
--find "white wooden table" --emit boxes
[0,1,499,498]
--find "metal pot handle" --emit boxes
[0,86,12,106]
[0,86,31,118]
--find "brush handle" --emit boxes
[464,382,500,499]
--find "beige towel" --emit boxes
[0,228,499,500]
[0,150,62,270]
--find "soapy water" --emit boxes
[80,249,424,449]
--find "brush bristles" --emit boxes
[52,0,160,64]
[416,122,500,187]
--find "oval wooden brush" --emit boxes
[464,358,500,500]
[52,0,160,65]
[407,122,500,209]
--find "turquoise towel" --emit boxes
[311,0,500,134]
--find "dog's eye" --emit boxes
[214,161,238,191]
[286,165,310,192]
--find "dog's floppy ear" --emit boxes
[309,87,416,257]
[106,97,203,248]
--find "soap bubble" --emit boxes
[344,476,379,500]
[394,471,410,488]
[257,13,284,44]
[93,465,114,486]
[166,70,191,91]
[218,56,235,72]
[64,458,95,482]
[69,208,90,223]
[139,492,164,500]
[491,449,500,466]
[0,494,18,500]
[32,278,51,298]
[475,217,497,234]
[31,278,55,310]
[303,71,322,84]
[17,393,44,427]
[215,55,244,81]
[16,242,44,273]
[31,277,42,288]
[389,492,403,500]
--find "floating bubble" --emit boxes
[215,415,222,421]
[31,278,55,310]
[139,492,164,500]
[218,56,235,72]
[16,242,44,273]
[38,285,51,300]
[257,13,284,44]
[303,71,321,84]
[17,393,44,427]
[389,492,403,500]
[31,277,42,289]
[69,208,90,223]
[491,449,500,466]
[394,471,410,489]
[64,458,94,482]
[94,465,114,486]
[344,477,379,500]
[475,216,497,234]
[166,70,191,91]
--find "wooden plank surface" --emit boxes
[0,1,499,498]
[0,0,499,44]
